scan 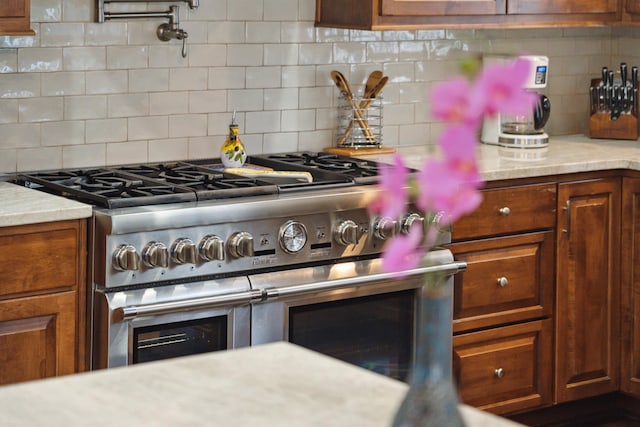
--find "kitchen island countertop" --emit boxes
[0,181,92,227]
[0,342,523,427]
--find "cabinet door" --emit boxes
[0,292,77,384]
[0,0,33,35]
[556,178,620,402]
[621,177,640,397]
[627,0,640,13]
[380,0,505,16]
[508,0,618,14]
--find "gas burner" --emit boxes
[18,169,197,209]
[112,162,278,200]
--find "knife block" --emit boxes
[589,112,638,140]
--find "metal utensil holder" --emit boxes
[336,94,383,148]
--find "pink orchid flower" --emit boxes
[369,153,409,219]
[430,77,479,127]
[381,222,424,275]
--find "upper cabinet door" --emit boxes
[508,0,618,15]
[0,0,34,36]
[381,0,506,16]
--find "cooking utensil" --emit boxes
[363,70,384,99]
[336,75,388,146]
[330,70,374,141]
[225,167,313,183]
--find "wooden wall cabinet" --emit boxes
[621,176,640,397]
[555,178,620,402]
[0,0,34,36]
[449,182,556,415]
[316,0,621,30]
[0,219,86,385]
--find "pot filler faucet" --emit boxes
[98,0,198,58]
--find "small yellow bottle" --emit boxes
[220,112,247,168]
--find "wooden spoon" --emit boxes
[362,70,384,100]
[337,75,388,146]
[331,71,375,141]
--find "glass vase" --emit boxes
[391,277,465,427]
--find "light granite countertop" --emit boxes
[0,181,92,227]
[0,342,523,427]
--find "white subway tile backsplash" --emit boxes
[41,120,85,146]
[298,44,332,65]
[282,65,316,87]
[148,138,189,162]
[298,0,315,21]
[17,147,62,171]
[228,89,264,111]
[0,124,40,149]
[384,103,415,126]
[0,49,18,73]
[63,47,106,71]
[246,66,282,88]
[128,116,169,140]
[40,23,85,47]
[129,69,169,92]
[0,150,17,173]
[228,0,263,21]
[246,111,280,133]
[281,22,316,43]
[86,118,128,144]
[264,0,299,22]
[107,46,148,70]
[106,140,147,165]
[149,45,188,68]
[19,97,64,122]
[169,114,208,137]
[42,71,85,96]
[398,123,431,145]
[127,22,163,45]
[32,0,63,23]
[208,67,245,89]
[297,129,331,152]
[0,100,18,124]
[86,70,128,94]
[187,136,217,159]
[108,93,150,118]
[282,109,315,131]
[264,44,299,65]
[85,23,128,46]
[170,68,208,91]
[300,87,332,109]
[247,22,281,43]
[264,88,298,110]
[228,45,264,66]
[207,22,246,44]
[193,0,226,21]
[333,42,366,64]
[263,132,298,153]
[150,92,189,115]
[187,44,227,67]
[63,143,105,168]
[62,0,93,22]
[189,90,227,113]
[18,48,63,72]
[65,95,108,120]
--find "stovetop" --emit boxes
[14,152,385,209]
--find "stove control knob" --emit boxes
[333,219,358,246]
[113,244,140,271]
[171,238,197,264]
[374,217,399,240]
[199,235,225,261]
[228,232,254,258]
[402,213,425,234]
[142,241,169,268]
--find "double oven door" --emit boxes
[92,250,464,383]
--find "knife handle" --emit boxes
[608,70,615,87]
[602,66,609,86]
[621,62,628,87]
[633,66,638,90]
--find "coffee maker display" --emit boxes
[481,55,551,148]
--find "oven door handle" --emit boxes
[261,261,467,300]
[112,290,260,322]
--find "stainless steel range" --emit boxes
[15,152,465,381]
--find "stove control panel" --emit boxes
[98,190,451,288]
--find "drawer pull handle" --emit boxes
[497,277,508,287]
[499,207,511,216]
[494,368,505,379]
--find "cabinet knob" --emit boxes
[499,207,511,216]
[497,276,509,287]
[494,367,505,379]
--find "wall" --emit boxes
[0,0,618,173]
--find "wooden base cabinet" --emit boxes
[0,220,86,385]
[621,177,640,397]
[555,178,620,402]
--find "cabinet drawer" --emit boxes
[449,231,554,333]
[453,319,553,415]
[452,183,556,241]
[0,220,83,298]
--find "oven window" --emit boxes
[289,289,414,382]
[133,317,227,364]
